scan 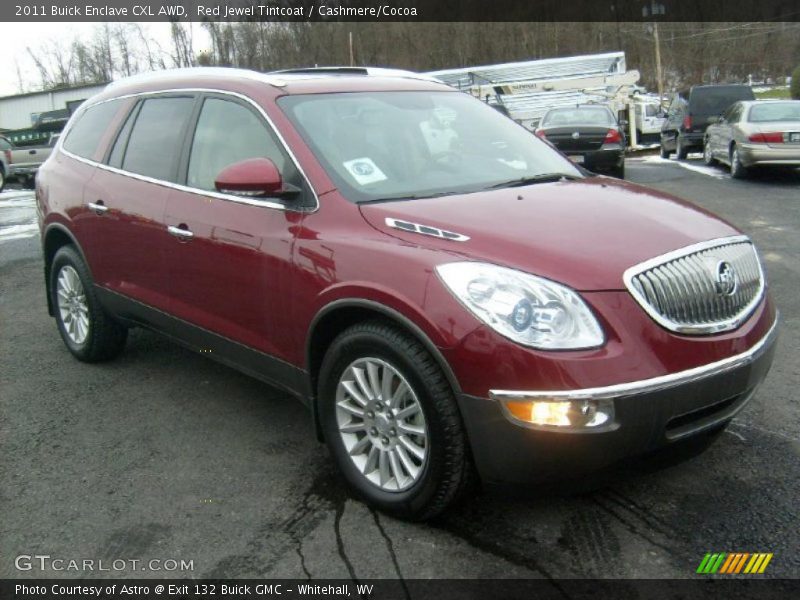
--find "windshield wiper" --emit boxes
[485,173,580,190]
[358,190,463,204]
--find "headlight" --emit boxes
[436,262,604,350]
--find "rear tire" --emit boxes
[659,142,671,159]
[730,145,749,179]
[612,164,625,179]
[675,136,689,160]
[318,319,471,520]
[50,245,127,362]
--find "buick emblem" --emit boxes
[351,161,374,176]
[571,131,580,139]
[714,261,737,296]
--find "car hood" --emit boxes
[358,177,740,291]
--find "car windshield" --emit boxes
[748,102,800,123]
[278,91,581,203]
[542,107,615,127]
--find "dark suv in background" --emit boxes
[660,84,755,159]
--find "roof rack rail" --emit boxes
[273,67,371,76]
[105,67,287,90]
[270,66,439,83]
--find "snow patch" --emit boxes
[639,154,729,179]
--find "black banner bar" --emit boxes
[3,0,800,23]
[3,579,800,600]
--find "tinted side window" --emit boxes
[107,104,139,168]
[690,88,754,116]
[668,95,685,116]
[187,97,292,192]
[122,97,194,181]
[62,99,124,159]
[721,104,736,122]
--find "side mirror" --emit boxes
[214,158,295,198]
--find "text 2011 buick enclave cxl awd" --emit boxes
[37,67,778,519]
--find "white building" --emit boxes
[0,83,107,132]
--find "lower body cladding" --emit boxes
[456,320,778,485]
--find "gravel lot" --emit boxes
[1,158,798,580]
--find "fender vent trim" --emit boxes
[385,218,470,242]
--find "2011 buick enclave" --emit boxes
[37,67,778,520]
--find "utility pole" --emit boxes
[653,22,664,107]
[349,31,354,67]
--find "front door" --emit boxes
[163,94,310,363]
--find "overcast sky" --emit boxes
[0,22,212,97]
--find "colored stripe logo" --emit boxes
[697,552,773,574]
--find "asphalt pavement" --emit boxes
[1,158,798,580]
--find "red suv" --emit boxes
[37,67,778,519]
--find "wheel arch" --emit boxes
[305,299,463,441]
[42,223,88,316]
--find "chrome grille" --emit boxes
[623,236,764,334]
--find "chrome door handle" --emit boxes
[167,225,194,239]
[87,201,108,214]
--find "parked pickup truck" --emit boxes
[0,135,12,192]
[8,134,60,188]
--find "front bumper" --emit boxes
[457,318,778,485]
[738,144,800,167]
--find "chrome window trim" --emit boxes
[490,314,778,403]
[622,235,766,335]
[59,88,319,213]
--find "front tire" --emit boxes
[50,245,127,362]
[318,320,471,520]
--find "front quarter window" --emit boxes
[278,90,581,202]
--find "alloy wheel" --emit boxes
[335,357,428,492]
[56,265,90,345]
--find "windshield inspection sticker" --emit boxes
[343,158,388,186]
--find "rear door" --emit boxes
[163,93,311,362]
[717,103,743,156]
[82,93,197,312]
[708,103,736,157]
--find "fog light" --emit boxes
[504,398,614,429]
